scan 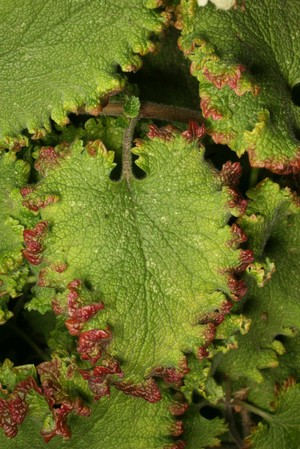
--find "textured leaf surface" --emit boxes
[183,405,227,449]
[246,382,300,449]
[179,0,300,173]
[0,0,166,144]
[0,152,34,322]
[22,133,246,399]
[247,334,300,413]
[0,358,184,448]
[217,180,300,382]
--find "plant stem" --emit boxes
[249,167,260,188]
[225,380,243,448]
[233,399,273,422]
[240,407,252,439]
[102,101,202,123]
[122,115,140,182]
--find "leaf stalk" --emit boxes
[122,115,140,182]
[102,101,202,123]
[233,399,273,422]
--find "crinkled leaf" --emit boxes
[0,152,35,322]
[0,153,29,270]
[40,116,129,150]
[0,359,37,392]
[183,405,227,449]
[0,358,184,448]
[22,133,245,396]
[0,0,167,145]
[0,357,226,448]
[245,383,300,449]
[179,0,300,173]
[124,96,141,118]
[246,333,300,415]
[33,115,129,182]
[182,313,250,404]
[217,180,300,382]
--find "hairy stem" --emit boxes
[122,115,140,182]
[102,101,202,123]
[240,407,252,439]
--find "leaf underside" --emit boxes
[179,0,300,173]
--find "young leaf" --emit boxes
[0,0,167,146]
[124,96,141,118]
[21,131,249,401]
[178,0,300,173]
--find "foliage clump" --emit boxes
[0,1,299,448]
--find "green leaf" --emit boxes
[182,313,250,404]
[0,0,167,146]
[179,0,300,174]
[0,152,35,322]
[0,357,185,447]
[245,382,300,449]
[217,179,300,382]
[183,405,227,449]
[0,359,37,392]
[22,132,245,398]
[35,115,129,181]
[246,333,300,413]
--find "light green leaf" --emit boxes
[22,132,245,396]
[179,0,300,173]
[0,0,167,146]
